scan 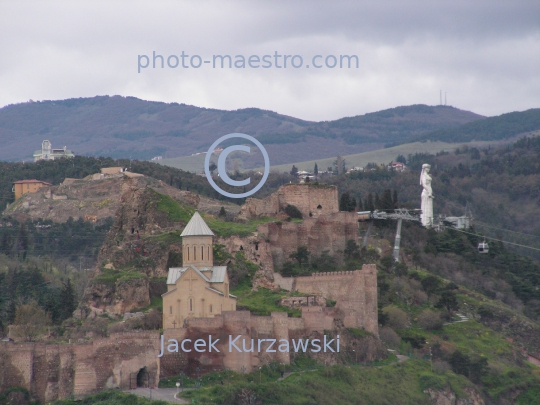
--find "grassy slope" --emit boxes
[253,140,506,173]
[154,191,274,237]
[179,360,472,405]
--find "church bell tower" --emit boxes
[180,211,214,268]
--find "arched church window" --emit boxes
[194,246,196,260]
[209,304,213,313]
[201,246,204,260]
[187,247,190,260]
[190,298,193,312]
[169,306,172,314]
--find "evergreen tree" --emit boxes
[436,290,459,312]
[59,279,76,321]
[380,189,393,210]
[290,165,298,176]
[392,189,398,208]
[314,163,318,176]
[365,193,375,211]
[13,223,29,260]
[374,193,381,210]
[290,246,310,267]
[344,240,360,260]
[218,206,227,218]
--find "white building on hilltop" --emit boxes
[33,140,75,162]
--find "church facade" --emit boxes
[162,211,236,329]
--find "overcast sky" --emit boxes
[1,0,539,121]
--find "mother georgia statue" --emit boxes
[420,164,434,227]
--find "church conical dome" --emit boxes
[180,211,214,237]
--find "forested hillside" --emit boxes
[0,96,483,164]
[404,108,540,144]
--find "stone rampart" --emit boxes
[258,211,358,268]
[239,184,339,220]
[272,264,378,335]
[0,331,160,403]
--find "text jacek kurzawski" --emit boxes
[158,334,340,357]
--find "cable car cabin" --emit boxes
[478,242,489,253]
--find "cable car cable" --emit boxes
[443,227,540,252]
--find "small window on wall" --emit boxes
[169,306,172,314]
[209,305,213,313]
[190,298,193,312]
[187,247,190,260]
[194,247,196,260]
[201,246,204,260]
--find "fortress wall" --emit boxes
[238,184,338,221]
[259,212,359,268]
[294,271,358,301]
[272,272,295,291]
[0,332,160,402]
[277,184,338,219]
[301,307,336,333]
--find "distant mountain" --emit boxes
[404,108,540,144]
[0,96,484,163]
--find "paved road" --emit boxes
[126,388,189,403]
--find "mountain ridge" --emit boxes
[0,96,483,163]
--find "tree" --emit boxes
[13,223,29,260]
[59,279,76,322]
[392,189,398,208]
[209,162,217,174]
[311,251,338,272]
[218,206,227,218]
[374,193,381,209]
[281,261,296,277]
[449,350,470,376]
[380,189,393,210]
[396,154,406,164]
[421,275,442,296]
[379,254,394,273]
[382,306,408,329]
[417,309,443,330]
[339,192,357,212]
[436,291,459,312]
[290,246,310,267]
[334,156,346,175]
[14,301,51,342]
[469,356,488,383]
[290,165,298,176]
[314,163,318,176]
[344,240,360,260]
[364,193,375,212]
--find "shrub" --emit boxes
[80,317,108,337]
[433,360,451,374]
[383,306,408,329]
[379,326,401,349]
[418,309,443,331]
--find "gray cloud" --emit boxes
[0,0,539,121]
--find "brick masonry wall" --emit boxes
[0,331,160,403]
[238,184,338,220]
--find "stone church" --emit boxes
[162,211,237,329]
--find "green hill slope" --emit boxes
[405,108,540,144]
